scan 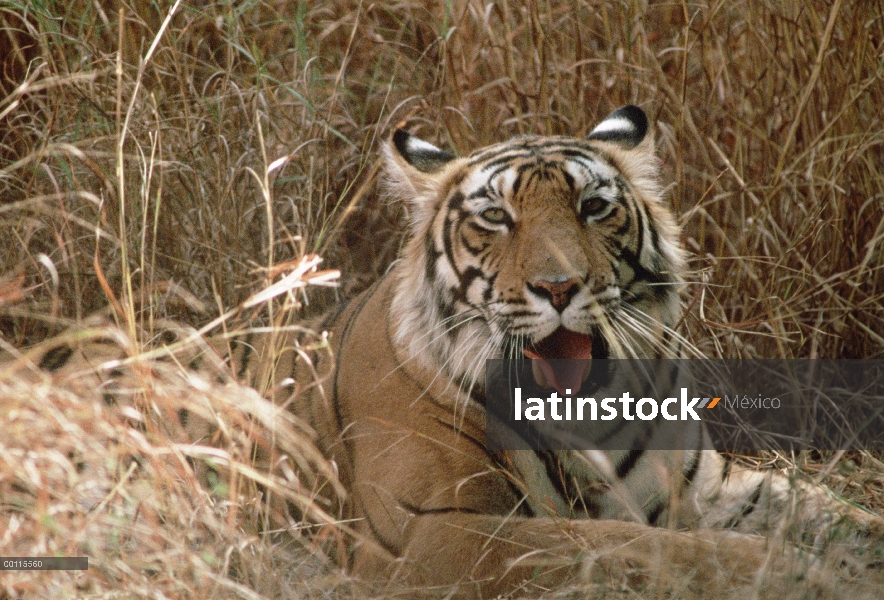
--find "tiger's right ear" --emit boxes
[390,129,456,174]
[384,129,458,203]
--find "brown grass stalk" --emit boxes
[0,1,882,597]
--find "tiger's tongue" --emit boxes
[522,328,592,395]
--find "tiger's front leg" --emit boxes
[352,507,809,598]
[333,411,805,598]
[694,450,884,564]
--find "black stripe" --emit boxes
[326,275,394,568]
[187,355,203,372]
[629,182,646,258]
[511,166,525,196]
[559,167,576,193]
[360,503,401,557]
[467,187,489,200]
[621,177,666,275]
[616,426,655,478]
[462,223,491,254]
[467,144,514,163]
[725,481,765,529]
[612,205,632,237]
[666,359,680,388]
[510,479,536,517]
[442,207,462,280]
[483,162,518,184]
[683,448,702,486]
[469,138,597,164]
[447,190,467,211]
[481,272,497,303]
[320,296,353,331]
[39,345,75,371]
[477,152,531,173]
[402,425,532,520]
[646,497,667,526]
[399,500,483,516]
[436,293,457,333]
[641,190,663,257]
[539,451,571,506]
[559,148,603,162]
[428,413,487,450]
[470,147,531,167]
[424,235,441,283]
[453,267,478,302]
[522,165,545,190]
[333,276,386,433]
[620,247,668,286]
[582,177,607,194]
[616,447,645,479]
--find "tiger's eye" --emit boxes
[581,196,609,220]
[480,207,508,224]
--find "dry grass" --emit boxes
[1,0,883,598]
[0,323,357,599]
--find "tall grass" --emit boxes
[2,1,882,357]
[1,1,883,598]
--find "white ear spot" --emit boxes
[590,116,636,137]
[406,136,444,154]
[587,105,648,149]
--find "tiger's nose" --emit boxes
[529,278,581,312]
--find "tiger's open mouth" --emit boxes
[522,327,594,395]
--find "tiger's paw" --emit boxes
[579,529,815,598]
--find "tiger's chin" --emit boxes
[521,327,607,395]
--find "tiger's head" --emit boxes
[385,106,685,395]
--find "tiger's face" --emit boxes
[386,107,685,393]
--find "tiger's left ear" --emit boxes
[588,106,660,200]
[588,105,649,150]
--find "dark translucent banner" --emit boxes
[484,360,884,451]
[0,557,88,570]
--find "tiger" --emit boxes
[227,105,882,597]
[4,106,883,598]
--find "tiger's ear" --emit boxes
[384,129,458,209]
[389,129,456,174]
[588,105,649,150]
[589,106,660,200]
